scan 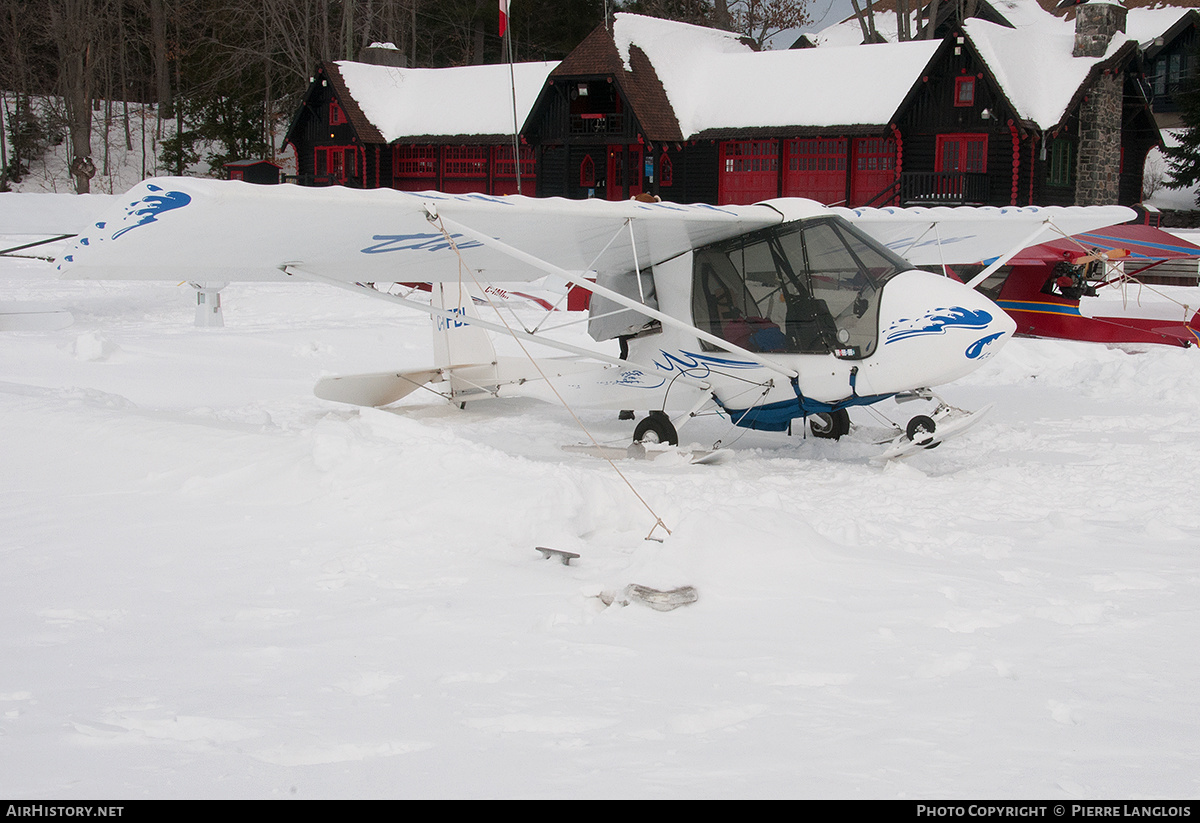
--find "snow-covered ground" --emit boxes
[2,222,1200,798]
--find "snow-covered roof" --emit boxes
[333,59,558,142]
[964,14,1132,129]
[599,13,939,136]
[676,41,942,135]
[1125,4,1197,45]
[610,12,753,70]
[794,0,1146,131]
[989,0,1071,28]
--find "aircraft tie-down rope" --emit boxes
[428,212,673,543]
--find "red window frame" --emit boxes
[954,76,976,107]
[935,133,987,174]
[721,140,779,175]
[329,97,347,126]
[659,152,673,187]
[788,138,848,173]
[443,146,489,178]
[394,145,438,178]
[854,137,896,172]
[494,145,535,179]
[315,146,358,183]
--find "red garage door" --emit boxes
[849,138,897,206]
[783,138,847,205]
[719,140,779,205]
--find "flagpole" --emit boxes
[501,0,522,195]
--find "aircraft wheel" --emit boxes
[906,414,937,446]
[809,409,850,440]
[633,412,678,446]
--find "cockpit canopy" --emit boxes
[693,215,910,359]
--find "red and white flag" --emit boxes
[499,0,509,37]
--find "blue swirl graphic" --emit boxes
[111,185,192,239]
[651,350,761,378]
[965,332,1005,359]
[610,369,665,389]
[883,307,994,345]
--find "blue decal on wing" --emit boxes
[883,307,994,345]
[111,185,191,239]
[360,232,484,254]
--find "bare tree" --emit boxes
[729,0,810,50]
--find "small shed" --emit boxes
[223,159,282,185]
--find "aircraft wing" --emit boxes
[56,178,783,283]
[822,203,1138,266]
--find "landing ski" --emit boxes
[562,442,731,464]
[872,403,993,462]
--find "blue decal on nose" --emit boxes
[965,332,1005,359]
[883,307,993,345]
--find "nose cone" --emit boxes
[869,269,1016,391]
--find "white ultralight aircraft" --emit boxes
[54,179,1133,459]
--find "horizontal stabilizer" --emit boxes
[314,368,442,407]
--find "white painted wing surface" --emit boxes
[56,178,783,283]
[822,202,1137,266]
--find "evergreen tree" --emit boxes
[1161,46,1200,205]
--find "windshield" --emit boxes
[692,216,908,358]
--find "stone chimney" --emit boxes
[1073,1,1127,58]
[1073,2,1128,205]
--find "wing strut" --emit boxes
[427,206,800,382]
[964,219,1060,289]
[282,265,630,368]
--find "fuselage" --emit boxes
[603,214,1016,430]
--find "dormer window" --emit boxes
[329,97,347,126]
[954,75,976,107]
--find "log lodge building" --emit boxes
[282,2,1165,210]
